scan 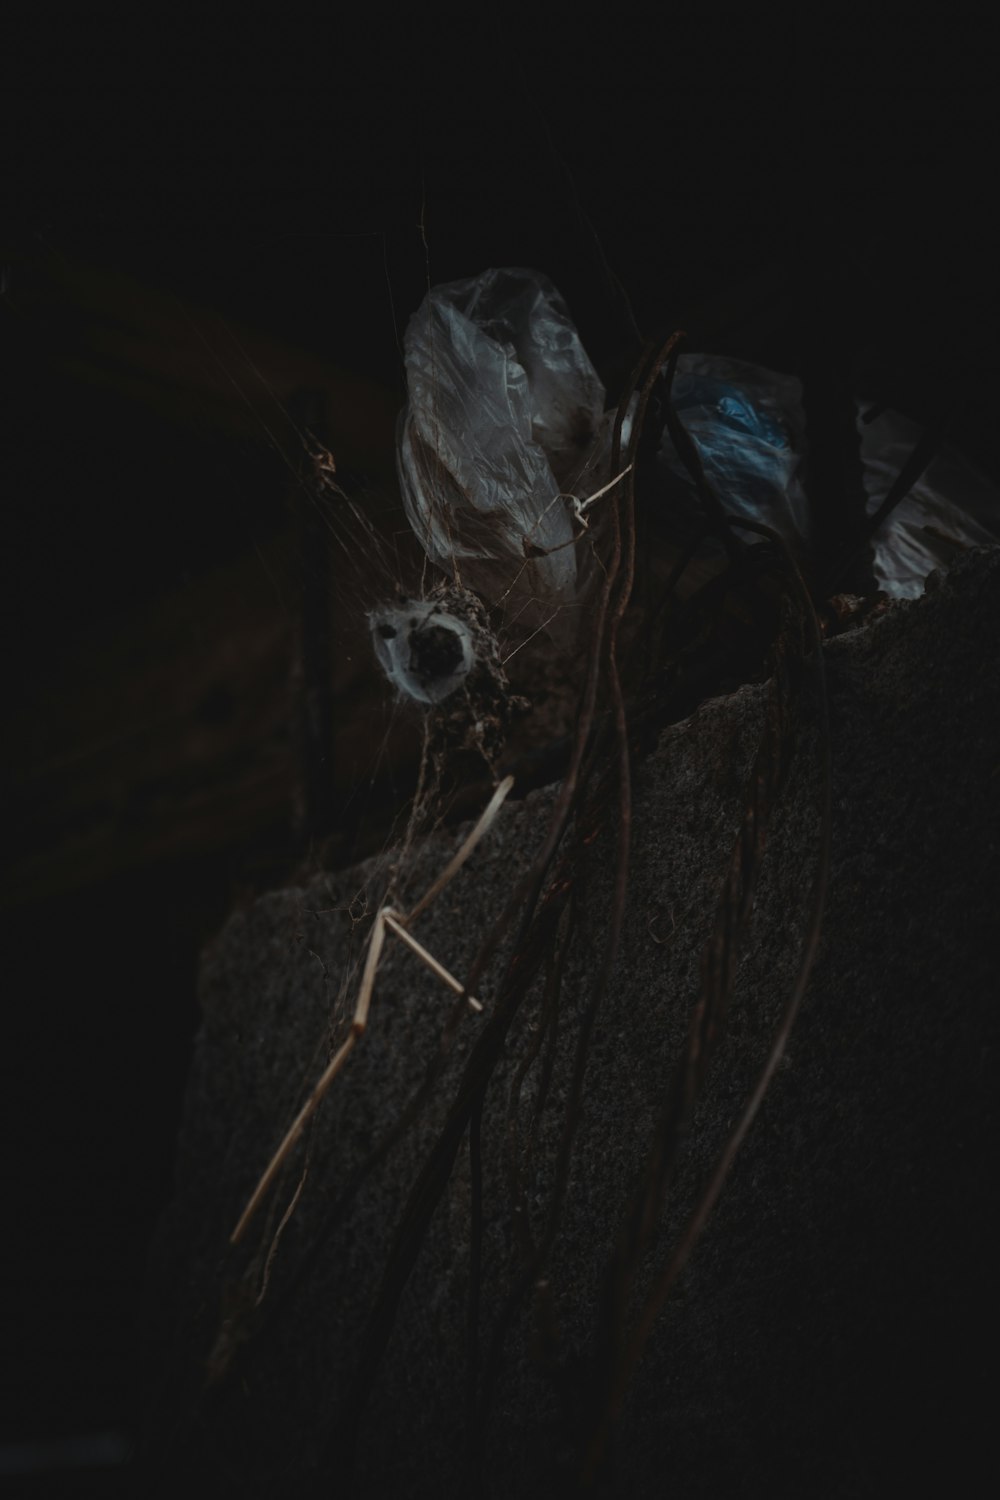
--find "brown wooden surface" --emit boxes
[10,252,401,481]
[1,255,419,910]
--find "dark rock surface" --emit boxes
[141,548,999,1497]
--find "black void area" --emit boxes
[409,622,465,684]
[0,861,230,1495]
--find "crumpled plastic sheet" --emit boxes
[856,407,1000,597]
[397,267,606,604]
[397,267,1000,603]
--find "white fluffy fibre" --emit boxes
[369,600,476,706]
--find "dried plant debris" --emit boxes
[141,260,999,1497]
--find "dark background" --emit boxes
[1,11,996,1491]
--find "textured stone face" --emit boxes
[142,549,999,1498]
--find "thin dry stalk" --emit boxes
[229,775,513,1248]
[382,911,483,1011]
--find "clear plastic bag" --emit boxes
[397,267,606,607]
